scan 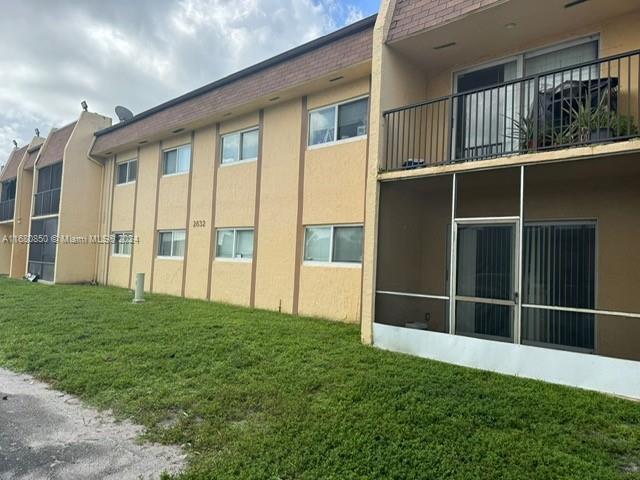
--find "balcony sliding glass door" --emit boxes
[453,37,598,162]
[454,60,520,161]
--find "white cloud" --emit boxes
[0,0,367,162]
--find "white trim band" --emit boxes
[522,303,640,320]
[376,290,449,301]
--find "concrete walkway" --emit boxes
[0,368,185,479]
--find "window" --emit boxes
[112,232,134,256]
[522,222,596,350]
[308,97,368,146]
[216,228,254,259]
[37,162,62,193]
[1,179,16,201]
[304,225,363,263]
[158,230,186,258]
[163,145,191,175]
[524,39,598,77]
[221,128,259,164]
[116,159,137,185]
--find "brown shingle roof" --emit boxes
[387,0,502,43]
[92,15,376,155]
[37,122,76,169]
[23,144,42,170]
[0,146,28,181]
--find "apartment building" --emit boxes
[363,0,640,399]
[89,17,374,322]
[0,135,44,277]
[2,0,640,398]
[0,112,111,282]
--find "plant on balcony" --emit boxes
[511,116,539,152]
[610,114,639,137]
[564,98,611,144]
[511,116,572,152]
[563,93,638,144]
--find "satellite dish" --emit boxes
[115,106,134,122]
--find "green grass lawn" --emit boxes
[0,277,639,479]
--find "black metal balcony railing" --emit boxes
[33,188,61,217]
[0,199,14,222]
[382,50,640,172]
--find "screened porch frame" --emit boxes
[376,163,640,356]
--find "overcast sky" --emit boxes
[0,0,378,163]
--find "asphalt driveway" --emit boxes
[0,368,185,480]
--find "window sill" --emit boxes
[162,171,189,178]
[220,158,258,168]
[156,255,184,261]
[303,261,362,269]
[215,257,253,263]
[115,181,136,187]
[31,213,59,220]
[111,253,131,258]
[307,134,367,151]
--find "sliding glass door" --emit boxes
[453,37,599,161]
[453,217,596,350]
[521,222,596,351]
[454,60,519,161]
[454,219,518,341]
[28,217,58,282]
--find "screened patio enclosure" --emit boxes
[375,154,640,364]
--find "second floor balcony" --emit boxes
[0,198,14,222]
[381,50,640,173]
[33,188,61,217]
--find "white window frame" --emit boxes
[220,127,260,166]
[112,231,134,257]
[215,227,254,261]
[157,229,186,259]
[303,224,363,267]
[115,159,137,186]
[307,95,369,149]
[453,34,600,92]
[162,144,191,177]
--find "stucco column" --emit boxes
[361,0,395,344]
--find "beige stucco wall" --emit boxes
[129,143,160,291]
[210,260,252,306]
[304,77,369,226]
[111,151,137,231]
[0,223,11,274]
[108,255,130,288]
[209,113,260,306]
[184,124,217,300]
[303,138,367,225]
[153,257,184,296]
[9,167,32,279]
[55,112,111,284]
[299,264,363,322]
[214,162,257,229]
[253,98,302,313]
[295,78,370,323]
